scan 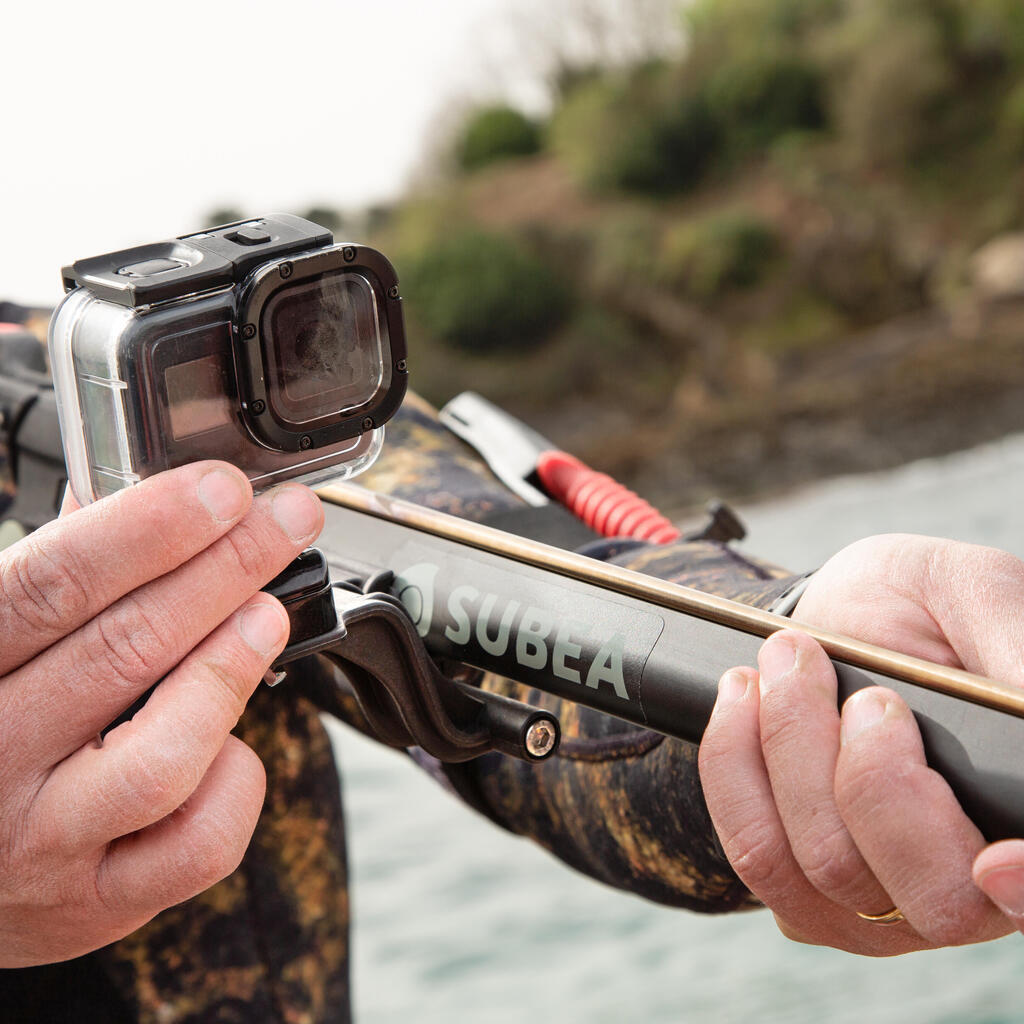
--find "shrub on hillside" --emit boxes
[689,0,1022,168]
[658,210,780,299]
[401,230,571,353]
[456,106,543,172]
[705,54,826,153]
[550,67,719,196]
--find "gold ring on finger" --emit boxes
[856,905,906,926]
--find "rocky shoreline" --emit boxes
[535,297,1024,519]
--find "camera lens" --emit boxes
[261,270,386,427]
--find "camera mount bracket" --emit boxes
[266,549,560,764]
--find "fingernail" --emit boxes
[841,691,887,745]
[271,487,322,542]
[977,866,1024,921]
[240,602,289,654]
[758,634,795,691]
[717,669,749,709]
[198,469,249,522]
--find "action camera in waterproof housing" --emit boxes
[48,213,407,505]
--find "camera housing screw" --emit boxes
[300,435,312,449]
[251,400,266,415]
[362,416,374,431]
[388,285,400,299]
[343,246,357,262]
[242,324,256,340]
[279,262,293,279]
[396,359,407,372]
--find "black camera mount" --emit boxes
[265,550,561,764]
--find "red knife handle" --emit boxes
[536,451,680,544]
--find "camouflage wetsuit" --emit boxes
[0,358,804,1021]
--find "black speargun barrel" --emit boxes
[317,483,1024,844]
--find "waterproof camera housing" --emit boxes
[49,214,407,505]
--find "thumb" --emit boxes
[974,841,1024,933]
[921,541,1024,689]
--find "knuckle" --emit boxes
[169,804,254,897]
[0,793,44,872]
[0,537,91,634]
[16,812,60,866]
[835,758,894,824]
[92,858,125,917]
[185,820,248,888]
[170,746,263,896]
[112,746,195,822]
[797,825,868,903]
[723,822,793,895]
[88,596,168,690]
[758,710,805,756]
[198,650,261,720]
[215,520,283,589]
[697,727,732,779]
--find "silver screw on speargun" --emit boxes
[525,719,558,759]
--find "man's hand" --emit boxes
[699,534,1024,954]
[0,462,323,967]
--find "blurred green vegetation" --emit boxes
[658,210,779,298]
[400,230,571,354]
[357,0,1024,495]
[549,65,719,194]
[456,106,543,171]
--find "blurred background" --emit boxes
[6,0,1024,1019]
[10,0,1024,516]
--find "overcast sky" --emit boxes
[4,0,544,305]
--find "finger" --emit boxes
[0,462,253,675]
[95,735,265,919]
[701,665,920,955]
[757,631,888,912]
[836,687,1010,945]
[3,484,322,767]
[35,594,286,846]
[973,841,1024,933]
[700,667,832,924]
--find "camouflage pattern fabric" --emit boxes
[93,687,352,1023]
[0,373,804,1021]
